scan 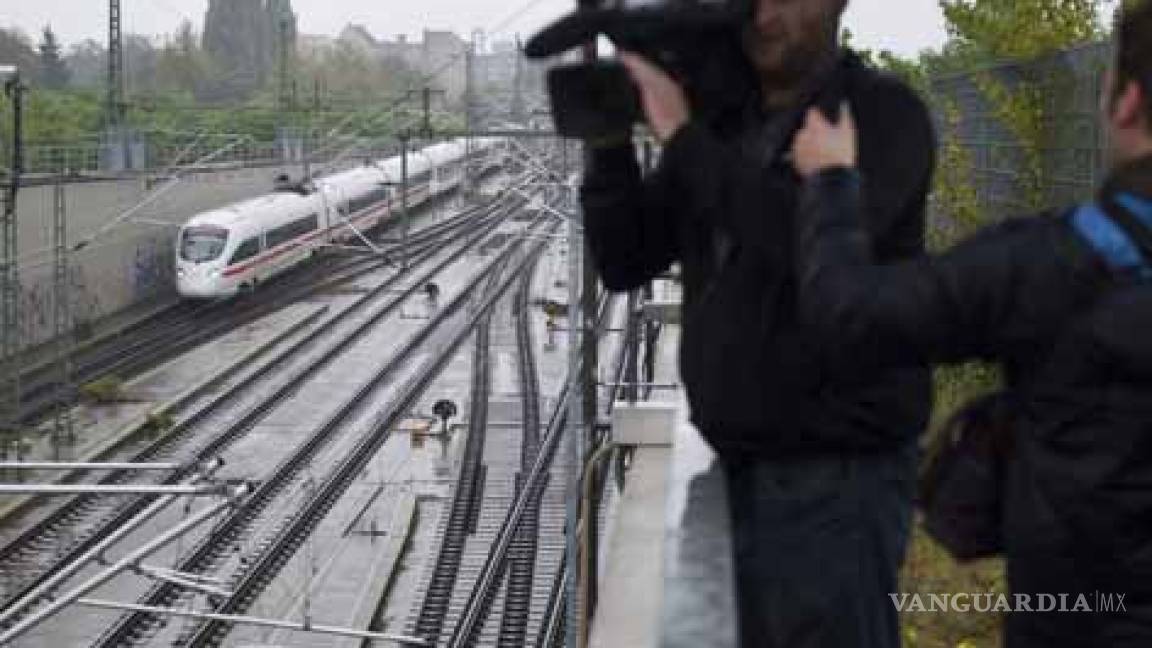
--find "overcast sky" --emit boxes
[2,0,948,57]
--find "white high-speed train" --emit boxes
[176,138,501,299]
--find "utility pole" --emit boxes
[463,41,476,198]
[511,36,525,124]
[400,131,410,270]
[418,86,445,137]
[277,11,294,164]
[107,0,129,170]
[1,67,25,447]
[50,174,75,459]
[579,12,601,639]
[422,86,432,135]
[562,2,601,644]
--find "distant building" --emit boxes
[474,38,548,121]
[338,24,379,56]
[377,33,422,69]
[297,33,335,58]
[306,25,546,113]
[420,30,468,103]
[476,39,519,89]
[335,27,469,103]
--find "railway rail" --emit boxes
[437,292,622,648]
[11,171,501,426]
[0,184,537,635]
[109,219,558,648]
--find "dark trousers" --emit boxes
[724,445,917,648]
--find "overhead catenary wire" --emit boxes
[16,0,554,261]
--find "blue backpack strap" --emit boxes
[1069,201,1152,280]
[1114,192,1152,229]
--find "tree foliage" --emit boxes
[0,27,39,77]
[155,20,216,99]
[903,8,1113,644]
[940,0,1107,60]
[65,39,107,89]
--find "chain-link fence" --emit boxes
[930,42,1113,218]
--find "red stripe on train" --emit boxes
[218,190,430,278]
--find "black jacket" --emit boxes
[795,157,1152,629]
[581,53,936,456]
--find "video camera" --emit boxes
[524,0,757,141]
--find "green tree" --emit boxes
[37,26,71,89]
[839,27,877,67]
[939,0,1106,60]
[156,20,214,98]
[0,27,38,76]
[65,39,108,89]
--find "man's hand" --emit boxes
[792,102,858,178]
[618,51,690,143]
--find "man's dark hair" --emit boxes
[1115,0,1152,126]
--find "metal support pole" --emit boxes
[400,132,410,270]
[0,480,201,629]
[107,0,129,169]
[623,139,655,406]
[0,483,231,495]
[0,483,245,645]
[422,86,432,135]
[562,139,583,648]
[578,443,616,648]
[623,293,640,404]
[512,37,526,123]
[137,564,227,585]
[0,461,182,471]
[51,176,74,458]
[577,31,602,640]
[1,69,24,440]
[277,15,292,118]
[76,598,429,646]
[132,564,233,598]
[464,43,476,198]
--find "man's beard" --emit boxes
[742,26,837,90]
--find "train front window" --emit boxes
[180,226,229,263]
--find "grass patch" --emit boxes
[80,375,127,403]
[900,521,1006,647]
[141,411,175,438]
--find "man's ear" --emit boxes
[1115,78,1146,130]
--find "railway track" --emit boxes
[411,291,496,646]
[496,267,546,648]
[11,176,495,426]
[0,188,535,631]
[104,219,557,648]
[409,254,553,648]
[435,292,621,648]
[528,295,636,648]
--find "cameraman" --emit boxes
[581,0,935,646]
